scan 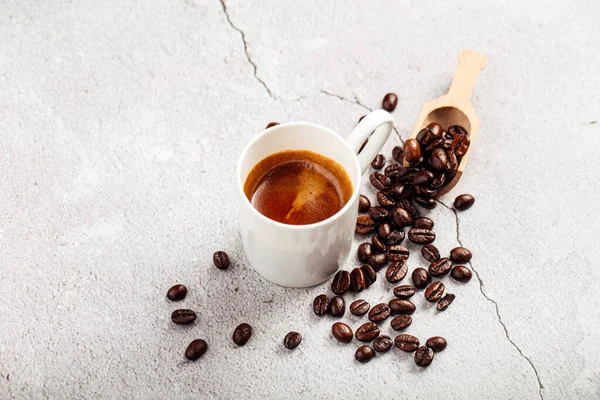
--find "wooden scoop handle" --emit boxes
[448,50,487,102]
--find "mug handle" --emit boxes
[346,109,395,174]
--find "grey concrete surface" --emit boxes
[1,0,599,399]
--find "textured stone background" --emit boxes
[1,0,599,399]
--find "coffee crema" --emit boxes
[244,150,353,225]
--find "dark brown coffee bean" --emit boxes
[425,281,445,302]
[213,251,230,270]
[413,195,437,210]
[388,299,416,315]
[313,294,329,316]
[447,150,458,171]
[373,335,393,353]
[370,171,391,190]
[358,195,371,212]
[355,322,380,342]
[429,257,452,277]
[392,146,404,163]
[390,314,412,330]
[385,230,405,245]
[395,334,420,352]
[426,122,443,137]
[351,268,366,292]
[185,339,208,361]
[419,186,438,197]
[232,323,253,346]
[392,207,412,228]
[329,296,346,317]
[171,309,196,325]
[399,171,417,184]
[382,93,398,112]
[369,303,391,322]
[451,265,472,282]
[454,194,475,210]
[358,115,366,123]
[371,154,386,169]
[360,264,377,286]
[450,247,472,263]
[356,215,375,234]
[437,293,455,311]
[387,245,409,262]
[424,137,445,153]
[452,133,470,157]
[393,284,416,299]
[403,139,422,166]
[266,122,280,129]
[416,127,434,146]
[430,172,446,189]
[331,270,351,295]
[412,268,431,289]
[413,170,434,186]
[388,183,410,200]
[408,228,436,244]
[167,284,187,301]
[377,223,391,239]
[429,148,448,171]
[357,243,372,263]
[448,125,468,137]
[386,261,408,283]
[377,191,396,207]
[426,336,447,352]
[385,163,407,180]
[332,322,353,343]
[355,345,375,363]
[283,332,302,349]
[367,253,387,270]
[421,244,440,262]
[397,199,418,218]
[358,138,368,154]
[413,216,434,230]
[414,346,434,367]
[368,206,390,222]
[350,299,370,316]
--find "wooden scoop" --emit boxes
[406,49,487,196]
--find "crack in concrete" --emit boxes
[219,0,274,98]
[437,200,544,399]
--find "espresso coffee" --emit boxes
[244,150,353,225]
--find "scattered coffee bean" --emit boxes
[232,323,253,346]
[419,186,438,197]
[413,195,437,209]
[437,293,455,311]
[185,339,208,361]
[413,170,434,186]
[370,171,391,190]
[395,334,420,352]
[350,299,370,316]
[367,253,387,270]
[358,195,371,213]
[371,235,387,254]
[412,268,431,289]
[451,265,472,282]
[213,251,230,270]
[397,198,418,218]
[377,191,396,207]
[313,294,329,316]
[328,296,346,317]
[377,223,391,239]
[408,228,436,244]
[371,154,386,169]
[369,206,390,222]
[373,335,393,353]
[356,215,375,234]
[386,261,408,283]
[385,230,405,245]
[414,346,434,367]
[266,122,280,128]
[385,164,407,180]
[429,257,452,277]
[355,322,380,342]
[388,183,410,200]
[355,345,375,363]
[392,207,412,228]
[332,322,353,343]
[171,309,197,325]
[390,314,412,330]
[429,148,448,171]
[357,243,372,263]
[382,93,398,112]
[450,247,472,263]
[426,336,447,352]
[284,332,302,349]
[393,284,416,299]
[454,194,475,210]
[413,216,434,230]
[452,133,470,157]
[392,146,404,163]
[369,303,391,322]
[331,270,351,295]
[424,281,445,302]
[421,244,440,262]
[387,245,410,263]
[351,268,366,292]
[167,284,187,301]
[388,299,416,315]
[430,172,446,189]
[360,264,377,286]
[403,139,422,166]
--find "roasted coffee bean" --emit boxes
[426,336,447,352]
[430,172,446,189]
[414,346,434,367]
[358,195,371,213]
[425,281,445,302]
[393,284,416,299]
[388,299,416,315]
[454,194,475,210]
[369,206,390,222]
[424,137,446,153]
[387,245,409,262]
[452,133,470,157]
[185,339,208,361]
[446,167,458,181]
[355,322,380,342]
[413,217,434,230]
[412,268,431,289]
[416,127,434,146]
[382,93,398,112]
[392,146,404,163]
[171,309,197,325]
[232,323,253,346]
[385,163,407,180]
[356,215,375,234]
[313,294,329,316]
[351,268,366,292]
[392,207,412,228]
[413,170,434,186]
[388,183,410,200]
[371,154,386,169]
[385,230,405,245]
[358,115,366,123]
[403,139,422,166]
[361,264,377,286]
[357,243,372,263]
[359,138,368,154]
[373,335,393,353]
[399,171,417,184]
[331,270,351,295]
[283,332,302,349]
[429,148,448,171]
[390,314,412,330]
[447,150,458,171]
[442,138,454,151]
[429,257,452,277]
[386,261,408,283]
[395,334,420,352]
[437,293,455,311]
[450,247,472,263]
[377,191,396,207]
[369,303,391,322]
[213,251,230,270]
[397,199,418,218]
[329,296,346,317]
[448,125,468,137]
[426,122,443,137]
[377,223,391,239]
[367,253,387,270]
[451,265,472,282]
[332,322,353,343]
[370,172,391,190]
[408,228,436,244]
[413,195,437,210]
[266,122,280,128]
[350,299,370,315]
[419,186,438,197]
[167,284,187,301]
[421,244,441,262]
[355,345,375,363]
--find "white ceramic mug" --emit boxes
[236,110,394,287]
